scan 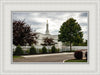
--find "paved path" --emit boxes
[13,52,75,62]
[13,50,87,62]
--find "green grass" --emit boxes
[65,59,87,62]
[13,56,22,58]
[63,50,76,52]
[66,50,76,52]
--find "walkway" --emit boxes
[13,52,74,62]
[13,49,87,62]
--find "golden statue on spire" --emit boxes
[47,20,48,24]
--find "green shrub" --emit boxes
[56,48,60,53]
[39,49,42,54]
[51,46,56,53]
[49,49,52,53]
[14,45,23,55]
[42,46,47,54]
[29,45,36,54]
[24,50,30,54]
[74,51,83,59]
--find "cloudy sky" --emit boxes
[12,11,88,40]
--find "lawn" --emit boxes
[13,56,22,58]
[62,50,76,52]
[65,59,87,62]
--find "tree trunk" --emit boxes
[70,42,72,51]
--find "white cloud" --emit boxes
[12,11,88,40]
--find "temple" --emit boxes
[33,20,62,49]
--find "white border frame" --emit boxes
[0,0,100,75]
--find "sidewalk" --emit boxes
[22,52,74,58]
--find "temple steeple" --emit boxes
[45,20,49,34]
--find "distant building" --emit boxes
[34,20,62,49]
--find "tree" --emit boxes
[41,37,56,46]
[73,40,87,46]
[13,20,38,46]
[58,18,83,51]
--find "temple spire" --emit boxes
[47,20,48,24]
[45,20,49,34]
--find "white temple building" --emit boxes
[13,20,87,52]
[34,20,62,49]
